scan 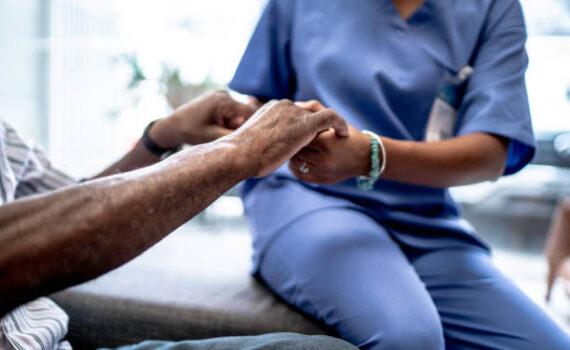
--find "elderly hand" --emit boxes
[150,90,257,147]
[225,100,349,178]
[288,100,372,184]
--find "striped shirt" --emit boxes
[0,120,75,350]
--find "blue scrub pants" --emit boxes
[258,208,570,349]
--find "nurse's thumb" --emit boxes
[309,109,349,138]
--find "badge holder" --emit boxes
[425,65,474,142]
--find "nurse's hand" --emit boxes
[289,124,371,184]
[290,100,372,184]
[227,100,349,178]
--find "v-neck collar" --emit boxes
[383,0,432,30]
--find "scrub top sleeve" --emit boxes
[229,0,295,100]
[456,0,535,176]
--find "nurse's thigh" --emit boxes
[258,208,444,350]
[412,248,570,350]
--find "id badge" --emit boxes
[425,66,474,142]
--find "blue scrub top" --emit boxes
[230,0,535,268]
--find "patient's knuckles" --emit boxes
[275,99,294,109]
[306,100,324,112]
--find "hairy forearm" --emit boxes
[380,133,509,187]
[0,140,248,314]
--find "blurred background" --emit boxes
[1,0,569,327]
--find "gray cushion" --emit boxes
[51,230,332,349]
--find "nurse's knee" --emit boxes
[306,220,385,258]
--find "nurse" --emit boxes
[230,0,570,349]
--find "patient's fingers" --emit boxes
[306,129,337,152]
[247,96,264,109]
[308,109,349,138]
[235,101,257,117]
[212,126,233,139]
[295,100,326,112]
[226,117,245,129]
[219,101,257,129]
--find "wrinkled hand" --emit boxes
[226,100,349,178]
[151,90,256,147]
[289,100,372,184]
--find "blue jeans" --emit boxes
[101,333,357,350]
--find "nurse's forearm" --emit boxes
[380,133,509,187]
[291,101,509,187]
[290,123,509,188]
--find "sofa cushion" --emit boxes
[51,230,332,349]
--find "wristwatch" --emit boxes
[141,120,179,158]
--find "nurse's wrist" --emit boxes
[356,131,387,178]
[355,130,373,177]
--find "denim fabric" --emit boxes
[101,333,357,350]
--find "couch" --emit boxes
[51,229,333,349]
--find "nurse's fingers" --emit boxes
[289,156,321,175]
[289,157,311,172]
[289,158,339,185]
[292,148,320,163]
[288,160,321,183]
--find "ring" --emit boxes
[299,162,310,174]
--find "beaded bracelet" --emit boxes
[356,130,386,191]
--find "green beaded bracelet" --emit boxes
[357,130,386,191]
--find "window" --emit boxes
[0,0,266,177]
[522,0,570,133]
